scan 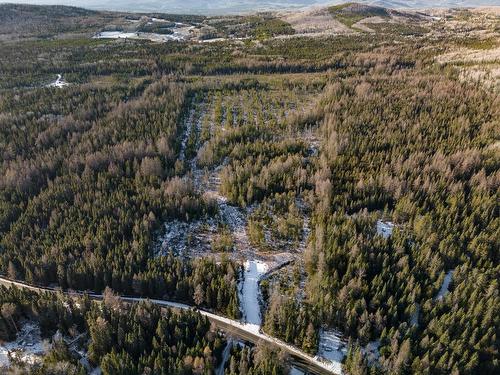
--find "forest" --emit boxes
[305,68,498,374]
[0,286,285,374]
[0,3,498,375]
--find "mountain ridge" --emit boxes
[2,0,499,15]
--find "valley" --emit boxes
[0,2,498,375]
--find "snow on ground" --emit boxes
[47,74,69,88]
[151,17,169,23]
[436,269,454,300]
[240,260,268,332]
[95,31,138,39]
[156,220,191,256]
[202,37,229,43]
[201,36,249,43]
[314,329,347,375]
[199,164,258,260]
[219,202,249,246]
[376,220,395,238]
[77,350,92,372]
[154,218,217,258]
[94,24,195,42]
[0,321,48,369]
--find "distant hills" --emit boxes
[3,0,499,15]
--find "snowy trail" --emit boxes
[211,181,268,328]
[240,260,268,329]
[203,174,272,330]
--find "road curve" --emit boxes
[0,276,338,375]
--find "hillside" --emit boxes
[0,3,101,36]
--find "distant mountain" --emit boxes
[3,0,499,15]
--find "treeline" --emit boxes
[0,31,376,92]
[0,4,433,92]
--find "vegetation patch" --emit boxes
[253,17,295,39]
[455,36,499,50]
[328,2,390,27]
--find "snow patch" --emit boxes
[154,218,217,258]
[436,269,454,300]
[314,329,347,375]
[151,17,169,23]
[47,74,69,88]
[376,220,394,239]
[156,220,191,256]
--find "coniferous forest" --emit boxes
[0,3,498,375]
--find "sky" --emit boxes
[3,0,499,14]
